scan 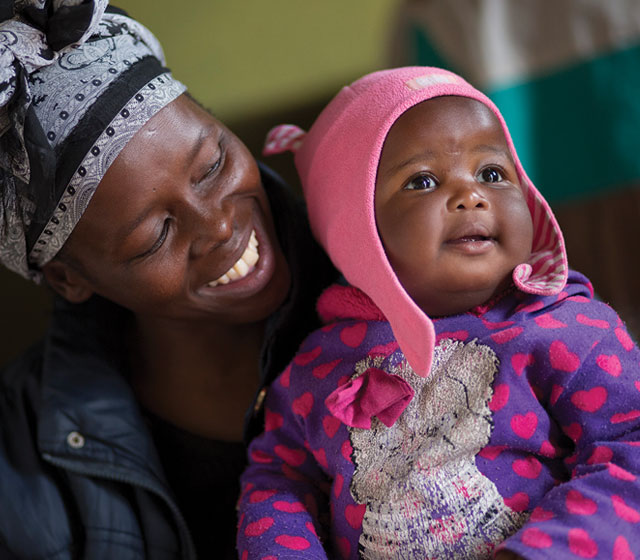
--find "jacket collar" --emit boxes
[37,294,167,481]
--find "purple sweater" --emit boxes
[237,272,640,559]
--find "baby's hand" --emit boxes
[494,551,524,560]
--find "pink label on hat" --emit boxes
[406,73,461,91]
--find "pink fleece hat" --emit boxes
[265,67,567,377]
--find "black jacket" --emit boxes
[0,165,335,559]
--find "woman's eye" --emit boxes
[203,155,222,179]
[479,167,504,183]
[404,174,437,191]
[145,218,171,257]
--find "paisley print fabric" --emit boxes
[0,1,185,281]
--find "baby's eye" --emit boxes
[404,174,437,191]
[478,167,504,183]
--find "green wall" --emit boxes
[118,0,401,121]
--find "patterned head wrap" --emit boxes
[0,0,186,281]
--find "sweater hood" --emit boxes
[264,67,567,377]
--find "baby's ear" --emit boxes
[41,259,94,303]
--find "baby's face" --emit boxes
[375,96,533,317]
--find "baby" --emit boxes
[236,67,640,559]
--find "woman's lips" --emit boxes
[207,230,259,287]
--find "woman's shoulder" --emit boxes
[0,339,45,406]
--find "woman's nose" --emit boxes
[446,180,489,212]
[189,199,234,259]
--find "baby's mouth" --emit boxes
[449,234,492,244]
[207,230,259,287]
[446,222,495,245]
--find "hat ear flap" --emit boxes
[263,124,306,156]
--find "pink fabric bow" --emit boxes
[324,367,414,429]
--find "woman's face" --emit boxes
[53,93,291,326]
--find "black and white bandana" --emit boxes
[0,1,186,281]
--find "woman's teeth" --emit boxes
[207,230,259,287]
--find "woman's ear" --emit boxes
[41,260,94,303]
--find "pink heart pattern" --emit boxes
[564,422,583,441]
[549,340,581,372]
[539,440,556,458]
[435,330,469,342]
[250,449,273,464]
[503,491,529,512]
[535,313,568,329]
[512,456,542,479]
[521,527,552,549]
[577,314,610,329]
[477,445,506,460]
[550,384,564,405]
[568,528,598,558]
[571,386,607,412]
[511,352,535,375]
[312,359,342,379]
[239,278,640,558]
[491,326,524,344]
[340,322,368,348]
[611,410,640,424]
[586,446,613,465]
[482,318,515,330]
[265,409,284,431]
[333,473,344,498]
[489,383,510,411]
[565,489,597,515]
[274,535,311,551]
[344,503,366,529]
[274,445,307,467]
[608,464,637,481]
[279,363,292,387]
[612,495,640,522]
[294,345,322,366]
[529,506,554,522]
[292,392,314,418]
[368,341,399,357]
[244,517,274,537]
[596,354,622,376]
[615,327,635,351]
[273,501,306,513]
[613,536,634,560]
[322,415,341,438]
[511,411,538,439]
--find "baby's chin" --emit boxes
[418,278,515,318]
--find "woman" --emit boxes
[0,2,334,559]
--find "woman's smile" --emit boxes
[200,222,279,299]
[207,229,259,287]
